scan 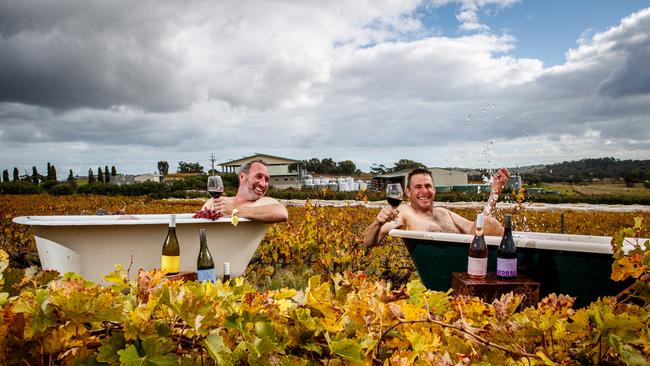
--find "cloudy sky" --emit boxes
[1,0,649,177]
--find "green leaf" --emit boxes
[328,337,364,364]
[252,336,280,355]
[118,345,144,366]
[145,355,179,366]
[12,288,58,337]
[535,351,558,366]
[97,331,126,363]
[2,267,25,296]
[103,266,130,292]
[609,334,650,366]
[142,336,174,357]
[296,308,317,331]
[406,279,427,304]
[118,343,179,366]
[204,333,233,365]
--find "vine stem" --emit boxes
[375,299,540,361]
[615,273,650,302]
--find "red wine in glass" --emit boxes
[208,190,223,199]
[207,176,224,199]
[386,183,403,208]
[386,196,402,208]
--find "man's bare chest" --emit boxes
[406,209,460,233]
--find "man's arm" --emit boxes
[448,210,503,236]
[482,216,504,236]
[363,206,400,248]
[447,210,474,234]
[206,197,288,223]
[484,167,511,216]
[236,197,288,223]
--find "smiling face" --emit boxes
[406,173,436,213]
[238,162,270,201]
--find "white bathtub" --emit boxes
[13,214,268,284]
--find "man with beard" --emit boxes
[202,159,288,223]
[363,167,510,248]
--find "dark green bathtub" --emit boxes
[389,230,635,308]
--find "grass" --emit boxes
[542,182,650,198]
[246,264,316,291]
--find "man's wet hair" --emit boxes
[407,168,433,188]
[241,159,268,174]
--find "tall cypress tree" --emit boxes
[67,169,76,188]
[32,166,39,184]
[2,169,8,182]
[104,165,110,183]
[51,164,57,181]
[97,167,104,183]
[47,162,52,180]
[88,169,96,184]
[13,167,19,181]
[111,166,117,177]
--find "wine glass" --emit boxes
[386,183,403,208]
[207,175,224,199]
[386,183,403,224]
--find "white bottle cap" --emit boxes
[223,262,230,274]
[476,213,484,228]
[169,214,176,227]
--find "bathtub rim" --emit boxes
[13,213,250,227]
[388,229,641,255]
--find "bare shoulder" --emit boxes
[400,204,416,214]
[249,196,282,206]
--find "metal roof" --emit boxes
[221,153,300,166]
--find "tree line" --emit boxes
[1,163,117,185]
[301,158,428,176]
[512,157,650,186]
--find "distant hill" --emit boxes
[508,157,650,183]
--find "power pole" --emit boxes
[210,153,217,176]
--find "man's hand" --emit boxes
[484,167,511,217]
[376,206,398,225]
[490,167,511,196]
[364,205,401,249]
[202,197,235,216]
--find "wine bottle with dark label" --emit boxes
[197,228,215,283]
[161,214,180,275]
[222,262,231,283]
[467,213,487,278]
[497,214,517,279]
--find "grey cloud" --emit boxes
[0,1,200,112]
[598,46,650,97]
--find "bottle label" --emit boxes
[161,255,180,274]
[497,258,517,277]
[467,257,487,276]
[197,268,216,283]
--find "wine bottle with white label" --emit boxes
[222,262,231,283]
[197,228,216,283]
[496,214,517,279]
[467,213,487,278]
[161,214,180,275]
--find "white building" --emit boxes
[220,153,303,190]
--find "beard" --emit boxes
[239,180,265,201]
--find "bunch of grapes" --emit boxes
[193,209,223,221]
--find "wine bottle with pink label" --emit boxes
[467,214,487,277]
